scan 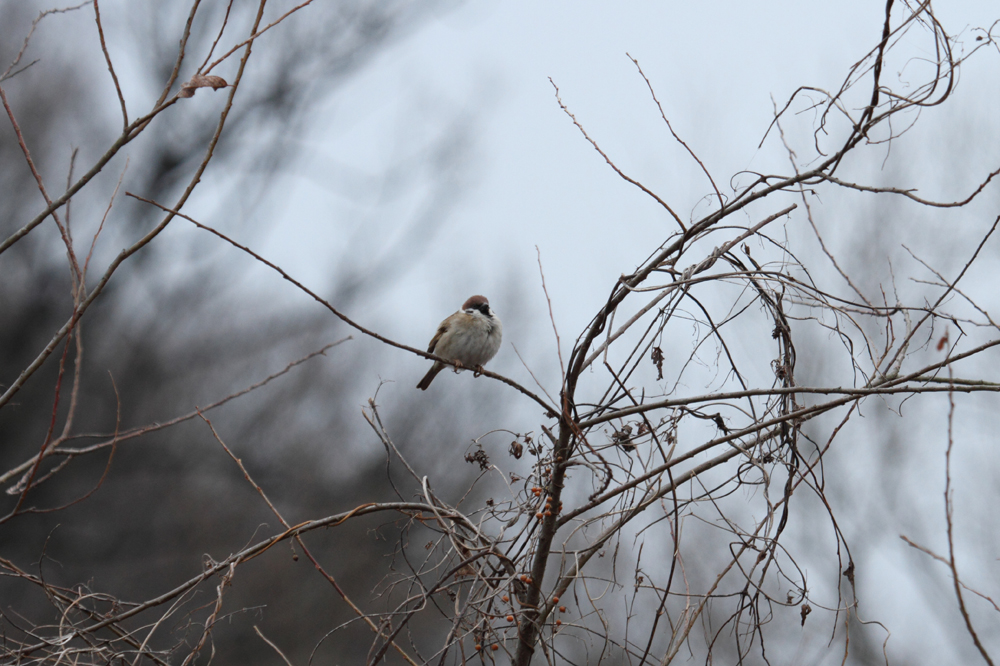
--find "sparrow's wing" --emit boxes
[427,322,449,353]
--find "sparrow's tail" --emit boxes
[416,363,444,390]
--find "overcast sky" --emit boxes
[266,0,997,318]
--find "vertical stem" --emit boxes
[513,416,573,665]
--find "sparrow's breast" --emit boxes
[440,313,502,366]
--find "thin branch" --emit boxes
[92,0,128,129]
[126,192,558,417]
[549,77,686,232]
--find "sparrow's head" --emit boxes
[462,295,493,318]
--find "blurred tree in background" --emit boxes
[0,1,499,663]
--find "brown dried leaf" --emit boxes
[651,346,664,381]
[509,440,523,459]
[179,74,228,98]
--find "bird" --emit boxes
[417,295,502,390]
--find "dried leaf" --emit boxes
[651,346,664,381]
[179,74,228,98]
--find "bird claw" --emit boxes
[473,365,485,377]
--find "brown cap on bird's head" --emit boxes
[462,295,489,310]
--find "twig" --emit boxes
[93,0,128,129]
[549,78,686,232]
[253,626,294,666]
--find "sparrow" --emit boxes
[417,295,503,390]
